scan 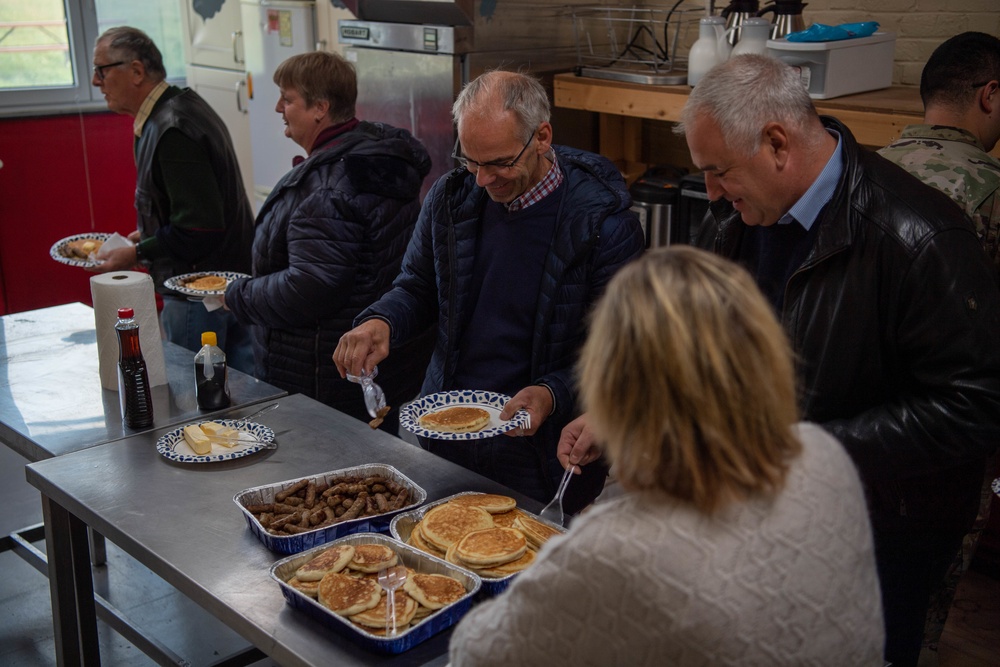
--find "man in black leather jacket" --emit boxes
[677,55,1000,667]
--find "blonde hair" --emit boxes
[578,247,801,513]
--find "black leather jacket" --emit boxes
[715,117,1000,528]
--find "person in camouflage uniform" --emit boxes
[879,32,1000,266]
[879,30,1000,663]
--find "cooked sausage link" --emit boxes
[304,482,317,509]
[389,488,410,510]
[275,479,309,502]
[269,512,300,531]
[340,492,367,521]
[244,503,274,514]
[374,493,389,512]
[273,502,301,514]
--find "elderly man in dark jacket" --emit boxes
[226,52,433,434]
[677,55,1000,667]
[335,71,644,513]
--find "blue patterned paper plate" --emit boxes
[49,232,114,268]
[163,271,250,297]
[399,390,530,441]
[156,419,274,463]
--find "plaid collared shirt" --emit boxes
[133,80,170,138]
[507,151,563,212]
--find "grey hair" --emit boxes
[674,55,818,157]
[97,26,167,81]
[452,70,550,141]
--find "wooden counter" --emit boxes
[553,72,998,181]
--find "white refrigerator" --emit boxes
[180,0,255,206]
[240,0,318,209]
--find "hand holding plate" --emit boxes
[500,385,552,437]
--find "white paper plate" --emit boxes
[399,390,530,440]
[163,271,250,297]
[156,420,274,463]
[49,232,113,268]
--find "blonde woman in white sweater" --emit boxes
[449,246,884,666]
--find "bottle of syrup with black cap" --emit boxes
[115,307,154,429]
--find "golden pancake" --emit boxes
[356,622,412,635]
[474,547,537,577]
[285,576,320,598]
[347,543,398,573]
[317,572,381,616]
[420,503,495,552]
[514,514,562,550]
[350,590,417,628]
[184,274,228,291]
[447,493,517,514]
[407,522,446,558]
[295,544,355,582]
[411,603,435,620]
[454,527,527,567]
[402,573,467,610]
[491,509,523,528]
[418,406,491,433]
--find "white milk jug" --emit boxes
[688,17,732,86]
[730,17,772,56]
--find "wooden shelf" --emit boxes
[553,72,998,178]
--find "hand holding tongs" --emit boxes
[347,366,389,428]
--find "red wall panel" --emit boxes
[0,112,136,315]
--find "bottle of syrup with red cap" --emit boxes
[115,307,154,429]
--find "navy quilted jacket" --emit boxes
[226,121,432,410]
[360,145,644,449]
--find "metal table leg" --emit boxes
[42,493,101,666]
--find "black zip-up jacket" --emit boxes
[716,117,1000,529]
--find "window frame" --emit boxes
[0,0,182,118]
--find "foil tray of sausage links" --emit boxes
[389,491,565,597]
[270,532,481,654]
[234,463,427,554]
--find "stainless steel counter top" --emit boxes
[27,392,539,666]
[0,302,286,462]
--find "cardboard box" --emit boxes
[766,32,896,99]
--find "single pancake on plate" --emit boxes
[184,274,227,291]
[418,406,491,433]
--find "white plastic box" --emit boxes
[766,32,896,99]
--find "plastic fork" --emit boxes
[377,565,408,636]
[347,366,388,426]
[539,465,574,527]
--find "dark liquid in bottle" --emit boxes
[117,325,154,429]
[196,361,230,409]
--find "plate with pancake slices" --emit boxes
[156,419,274,463]
[234,463,427,554]
[390,492,565,596]
[270,533,480,654]
[49,232,113,268]
[399,390,531,440]
[163,271,249,297]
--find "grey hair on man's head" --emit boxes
[98,26,167,81]
[452,70,550,141]
[675,55,817,157]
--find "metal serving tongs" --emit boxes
[346,366,389,429]
[231,402,279,432]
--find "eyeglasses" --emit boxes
[451,133,535,172]
[93,61,125,81]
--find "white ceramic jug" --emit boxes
[730,17,772,56]
[688,17,732,87]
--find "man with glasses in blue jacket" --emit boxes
[334,70,644,515]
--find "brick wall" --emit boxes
[779,0,1000,85]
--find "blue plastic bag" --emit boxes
[786,22,880,42]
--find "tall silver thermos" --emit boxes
[756,0,807,39]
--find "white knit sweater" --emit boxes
[449,423,884,666]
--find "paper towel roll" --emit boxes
[90,271,168,391]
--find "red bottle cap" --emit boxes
[118,307,134,318]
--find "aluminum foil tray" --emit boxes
[390,491,565,597]
[234,463,427,554]
[270,533,481,654]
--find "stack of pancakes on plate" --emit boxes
[283,542,468,633]
[405,493,561,578]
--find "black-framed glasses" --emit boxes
[451,132,535,172]
[93,61,125,81]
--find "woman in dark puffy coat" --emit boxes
[224,51,433,434]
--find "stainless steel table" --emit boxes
[0,302,287,665]
[0,302,286,462]
[27,393,542,667]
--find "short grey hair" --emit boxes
[674,55,818,157]
[452,70,550,141]
[98,26,167,81]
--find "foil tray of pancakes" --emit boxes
[234,464,427,555]
[270,533,481,654]
[390,491,565,597]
